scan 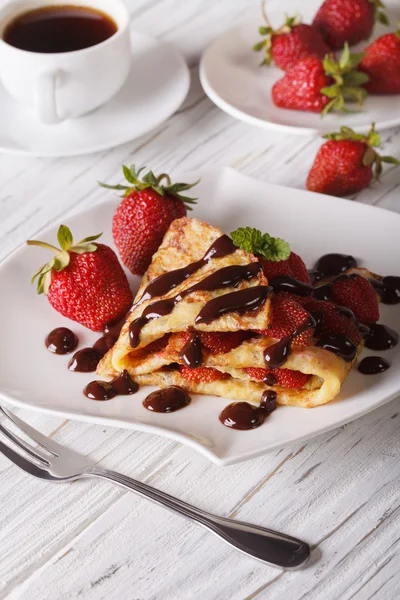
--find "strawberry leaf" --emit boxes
[253,40,267,52]
[380,156,400,164]
[363,146,377,166]
[343,71,370,86]
[378,11,389,25]
[99,165,198,207]
[339,43,351,70]
[70,244,98,254]
[57,225,73,252]
[77,233,103,244]
[53,252,70,270]
[321,85,340,98]
[43,271,52,295]
[99,182,130,191]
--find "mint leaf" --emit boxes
[230,227,264,254]
[264,237,290,262]
[230,227,290,262]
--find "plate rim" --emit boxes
[199,18,400,136]
[1,165,400,466]
[0,31,190,158]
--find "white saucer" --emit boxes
[200,5,400,136]
[0,31,190,157]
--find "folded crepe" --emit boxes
[98,217,361,408]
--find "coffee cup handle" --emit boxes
[36,70,62,125]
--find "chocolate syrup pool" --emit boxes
[219,391,277,430]
[143,386,191,413]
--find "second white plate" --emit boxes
[200,6,400,136]
[0,167,399,465]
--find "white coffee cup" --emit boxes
[0,0,131,125]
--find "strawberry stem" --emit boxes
[156,173,172,187]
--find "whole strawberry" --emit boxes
[313,0,389,50]
[272,45,369,114]
[100,166,198,275]
[28,226,133,332]
[359,29,400,94]
[306,124,399,196]
[253,13,330,72]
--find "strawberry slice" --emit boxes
[197,331,249,354]
[261,252,311,284]
[245,367,311,389]
[145,334,171,354]
[258,294,314,347]
[181,366,229,383]
[176,331,249,355]
[330,274,379,324]
[300,297,362,345]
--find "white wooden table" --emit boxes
[1,1,400,598]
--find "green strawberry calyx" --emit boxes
[231,227,290,262]
[321,43,370,116]
[99,165,198,210]
[253,10,302,67]
[369,0,389,26]
[27,225,102,295]
[323,123,400,180]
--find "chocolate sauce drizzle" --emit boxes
[45,327,78,355]
[129,262,263,348]
[316,334,357,362]
[264,315,316,369]
[269,275,313,296]
[364,323,398,351]
[219,390,277,430]
[181,332,203,368]
[84,369,139,400]
[312,253,357,281]
[143,386,191,413]
[195,285,271,324]
[136,235,237,305]
[358,356,390,375]
[369,276,400,305]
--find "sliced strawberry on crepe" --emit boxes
[329,274,379,323]
[245,367,311,389]
[259,294,315,347]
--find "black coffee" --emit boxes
[3,5,118,53]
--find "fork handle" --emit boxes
[89,467,310,569]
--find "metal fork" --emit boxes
[0,405,310,569]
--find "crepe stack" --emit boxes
[98,217,360,407]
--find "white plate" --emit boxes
[200,3,400,136]
[1,167,399,466]
[0,31,189,157]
